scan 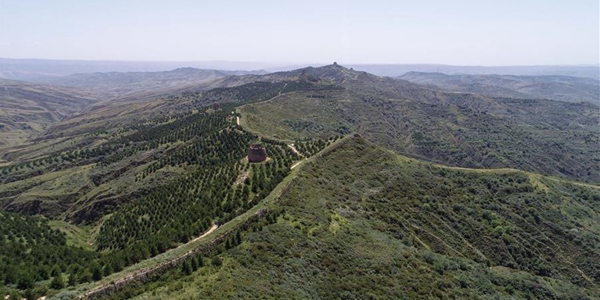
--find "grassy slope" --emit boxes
[238,90,353,141]
[133,137,600,299]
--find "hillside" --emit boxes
[0,74,349,298]
[126,137,600,299]
[0,68,282,163]
[237,65,600,183]
[0,79,97,151]
[400,72,600,103]
[0,67,272,163]
[0,101,336,299]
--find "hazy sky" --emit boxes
[0,0,598,65]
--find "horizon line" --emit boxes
[1,57,598,68]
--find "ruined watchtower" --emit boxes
[248,143,267,163]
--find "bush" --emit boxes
[211,256,223,267]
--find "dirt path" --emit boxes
[279,83,288,95]
[290,161,303,170]
[288,143,302,157]
[186,224,218,244]
[288,144,304,170]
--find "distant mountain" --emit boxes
[38,67,264,99]
[3,58,598,82]
[399,72,600,104]
[4,64,598,183]
[348,64,600,80]
[0,57,271,81]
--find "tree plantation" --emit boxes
[0,64,598,300]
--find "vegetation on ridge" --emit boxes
[132,137,600,299]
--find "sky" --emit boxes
[0,0,598,65]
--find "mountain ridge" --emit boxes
[399,71,600,103]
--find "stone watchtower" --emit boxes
[248,143,267,163]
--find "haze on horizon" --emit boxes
[0,0,598,66]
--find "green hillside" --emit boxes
[0,78,341,298]
[237,71,600,183]
[0,64,598,299]
[131,136,600,299]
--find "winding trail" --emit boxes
[288,144,305,170]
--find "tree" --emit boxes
[197,255,204,267]
[191,257,199,271]
[50,275,65,289]
[235,231,242,245]
[51,265,61,277]
[181,261,192,275]
[17,274,34,290]
[68,273,77,286]
[103,263,113,277]
[92,267,103,281]
[80,270,92,283]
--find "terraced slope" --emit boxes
[0,78,341,299]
